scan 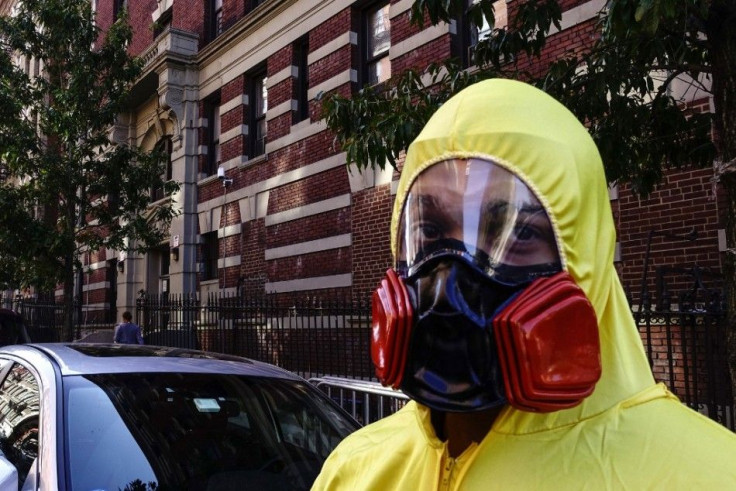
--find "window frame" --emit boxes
[249,68,268,159]
[153,8,173,38]
[361,1,391,88]
[208,0,224,41]
[205,95,221,177]
[248,0,267,13]
[201,231,219,281]
[151,136,173,202]
[113,0,128,20]
[293,36,310,124]
[457,0,507,68]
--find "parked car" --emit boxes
[0,310,30,347]
[0,343,360,490]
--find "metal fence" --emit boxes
[637,306,732,430]
[4,287,734,430]
[309,376,409,425]
[135,292,375,380]
[1,294,65,342]
[633,263,733,431]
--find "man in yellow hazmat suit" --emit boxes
[313,79,736,489]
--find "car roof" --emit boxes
[0,309,21,319]
[0,343,302,379]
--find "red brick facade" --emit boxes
[79,0,722,338]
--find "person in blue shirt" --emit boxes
[114,311,144,345]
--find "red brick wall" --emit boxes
[267,247,351,282]
[221,75,248,164]
[173,0,206,49]
[114,1,722,310]
[351,184,394,296]
[616,166,722,305]
[267,209,351,248]
[310,8,352,52]
[559,0,592,10]
[640,321,730,406]
[127,0,158,55]
[268,44,294,140]
[240,219,267,290]
[223,0,247,32]
[267,167,350,213]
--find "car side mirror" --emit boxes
[0,454,18,491]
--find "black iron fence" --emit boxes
[135,292,375,380]
[3,285,734,431]
[1,294,66,342]
[633,263,733,431]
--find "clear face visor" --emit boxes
[397,158,562,285]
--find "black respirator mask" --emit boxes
[371,159,601,413]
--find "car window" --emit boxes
[64,373,358,490]
[262,383,358,459]
[0,363,40,490]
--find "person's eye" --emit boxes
[513,224,542,242]
[415,222,442,241]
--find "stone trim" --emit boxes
[218,224,242,238]
[265,194,350,227]
[265,233,351,260]
[265,273,352,293]
[307,31,357,65]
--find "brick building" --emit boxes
[49,0,727,320]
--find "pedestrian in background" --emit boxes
[114,311,144,345]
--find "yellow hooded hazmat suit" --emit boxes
[313,79,736,490]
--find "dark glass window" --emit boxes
[249,0,267,12]
[363,2,391,87]
[205,96,221,176]
[250,69,268,158]
[293,37,310,124]
[151,137,173,202]
[457,0,506,67]
[153,8,172,38]
[113,0,128,20]
[209,0,223,40]
[202,231,219,281]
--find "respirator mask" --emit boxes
[372,159,601,412]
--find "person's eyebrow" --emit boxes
[413,193,445,212]
[518,205,546,216]
[483,200,545,216]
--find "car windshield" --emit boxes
[63,373,358,490]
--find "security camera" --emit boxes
[217,165,233,187]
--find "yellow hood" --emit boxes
[391,79,655,432]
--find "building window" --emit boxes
[458,0,506,67]
[153,8,172,38]
[151,137,173,202]
[201,232,218,281]
[208,0,223,40]
[363,1,391,87]
[293,37,309,124]
[248,0,267,12]
[113,0,128,20]
[250,69,267,158]
[205,96,221,176]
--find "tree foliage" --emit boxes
[0,1,177,309]
[321,0,736,406]
[322,0,726,196]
